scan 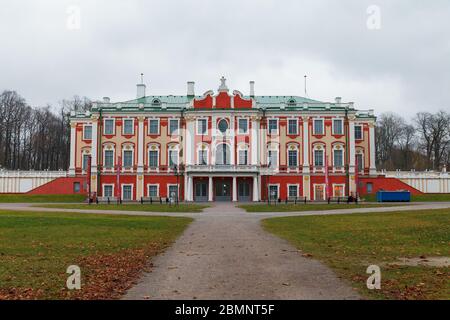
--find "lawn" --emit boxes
[262,209,450,300]
[0,194,86,203]
[33,203,208,212]
[363,193,450,202]
[239,203,401,212]
[0,210,192,299]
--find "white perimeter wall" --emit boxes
[383,171,450,193]
[0,171,67,193]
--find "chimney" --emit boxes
[136,83,146,99]
[249,81,255,97]
[187,81,195,97]
[103,97,110,103]
[335,97,342,104]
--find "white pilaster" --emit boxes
[188,175,194,201]
[69,123,76,176]
[186,119,195,165]
[232,176,237,202]
[208,176,213,202]
[260,119,266,165]
[251,118,259,165]
[253,175,259,202]
[230,115,235,165]
[91,118,98,173]
[369,123,377,175]
[349,120,356,173]
[137,117,144,172]
[302,117,310,171]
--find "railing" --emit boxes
[185,164,259,173]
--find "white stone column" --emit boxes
[302,117,310,200]
[251,118,259,165]
[136,117,145,200]
[208,176,213,202]
[230,116,235,165]
[184,174,189,201]
[186,119,195,165]
[232,176,237,202]
[69,123,76,176]
[349,120,356,173]
[369,123,377,175]
[260,119,266,165]
[90,117,98,193]
[188,175,194,202]
[253,175,259,202]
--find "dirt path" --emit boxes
[123,203,360,300]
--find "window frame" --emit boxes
[287,118,298,135]
[238,118,249,134]
[313,118,324,135]
[147,184,159,197]
[148,148,159,168]
[287,184,300,198]
[103,148,115,169]
[287,148,298,168]
[354,124,363,140]
[332,118,344,135]
[103,118,115,135]
[102,184,114,197]
[148,118,160,135]
[268,118,279,135]
[197,147,208,165]
[313,148,324,167]
[122,118,134,135]
[122,149,134,169]
[121,184,133,201]
[83,124,93,140]
[333,148,344,168]
[168,147,179,167]
[167,184,179,200]
[169,118,180,136]
[238,148,248,165]
[196,118,208,135]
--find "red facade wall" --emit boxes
[359,176,423,195]
[28,177,87,195]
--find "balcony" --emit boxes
[185,164,259,173]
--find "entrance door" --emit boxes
[195,181,208,202]
[238,181,251,202]
[314,184,325,201]
[215,180,231,201]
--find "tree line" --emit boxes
[0,90,91,171]
[376,111,450,171]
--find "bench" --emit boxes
[140,196,163,204]
[96,196,118,204]
[285,196,307,204]
[327,196,358,204]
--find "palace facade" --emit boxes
[69,77,377,202]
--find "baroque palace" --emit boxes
[68,77,377,202]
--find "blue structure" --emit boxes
[376,191,411,202]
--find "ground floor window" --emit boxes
[148,184,159,197]
[122,185,132,200]
[168,185,178,200]
[367,182,373,194]
[288,185,299,198]
[314,184,325,200]
[268,185,279,201]
[333,184,345,197]
[73,182,80,193]
[103,185,113,197]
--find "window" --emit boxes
[82,154,90,171]
[168,149,178,167]
[288,185,298,198]
[238,149,248,165]
[198,149,208,165]
[197,119,207,135]
[356,153,364,172]
[355,125,363,140]
[288,150,298,167]
[333,119,343,135]
[169,119,179,135]
[218,119,228,133]
[367,182,373,194]
[73,182,80,193]
[122,185,132,200]
[334,149,343,167]
[288,119,298,135]
[104,119,114,135]
[314,149,324,167]
[238,119,248,134]
[168,185,178,200]
[268,119,278,135]
[104,150,114,168]
[83,125,92,140]
[333,185,345,197]
[149,119,159,135]
[149,150,158,168]
[103,185,113,197]
[123,119,134,135]
[313,119,324,135]
[123,150,133,168]
[269,185,279,200]
[215,144,230,165]
[148,185,158,197]
[268,150,277,168]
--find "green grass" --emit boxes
[262,209,450,300]
[0,194,86,203]
[33,203,208,212]
[363,193,450,202]
[239,203,401,212]
[0,210,192,299]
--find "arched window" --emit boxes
[218,119,228,133]
[215,143,230,165]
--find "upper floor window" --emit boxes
[197,119,207,135]
[218,119,228,134]
[238,149,248,165]
[123,119,134,135]
[356,153,364,172]
[313,119,324,135]
[216,144,230,165]
[268,119,278,135]
[83,125,92,140]
[198,148,208,165]
[288,119,298,135]
[148,119,160,135]
[82,154,90,171]
[314,149,324,167]
[355,125,363,140]
[333,119,343,135]
[168,148,179,167]
[238,119,248,134]
[104,119,115,135]
[288,149,298,167]
[123,150,133,168]
[148,149,159,168]
[104,150,114,168]
[169,119,179,135]
[334,149,343,167]
[268,149,278,168]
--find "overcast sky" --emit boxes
[0,0,449,116]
